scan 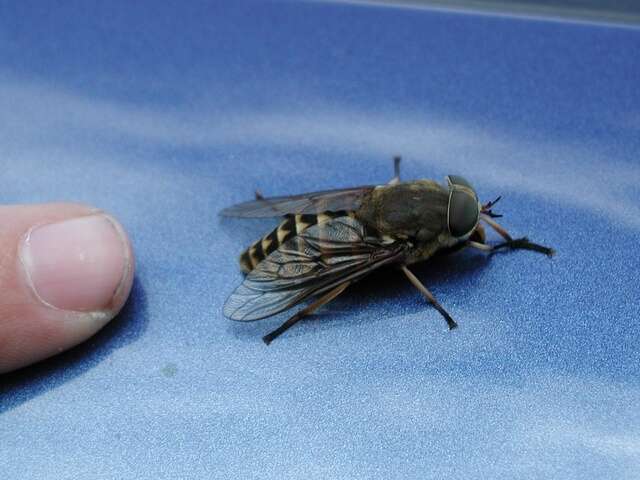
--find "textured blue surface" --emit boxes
[1,1,640,478]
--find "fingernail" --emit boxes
[20,214,130,312]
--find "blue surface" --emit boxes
[1,1,640,478]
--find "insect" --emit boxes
[221,157,554,344]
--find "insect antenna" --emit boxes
[481,195,503,218]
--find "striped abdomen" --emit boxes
[239,211,349,273]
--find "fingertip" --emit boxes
[0,205,136,373]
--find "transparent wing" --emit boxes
[220,186,375,218]
[223,216,406,321]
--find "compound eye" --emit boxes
[446,175,473,189]
[448,189,479,237]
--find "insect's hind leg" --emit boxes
[262,282,351,345]
[401,266,457,330]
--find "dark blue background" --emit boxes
[1,1,639,478]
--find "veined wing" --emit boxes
[220,186,375,218]
[223,215,407,321]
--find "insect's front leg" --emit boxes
[493,237,555,256]
[480,214,512,242]
[468,230,555,257]
[466,239,547,255]
[388,156,402,185]
[479,214,554,256]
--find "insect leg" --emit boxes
[494,238,555,256]
[388,156,401,185]
[467,241,492,252]
[401,266,458,330]
[480,215,555,256]
[468,238,555,257]
[480,214,513,241]
[262,282,351,345]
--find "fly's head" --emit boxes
[445,175,481,242]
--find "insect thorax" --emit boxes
[356,180,450,245]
